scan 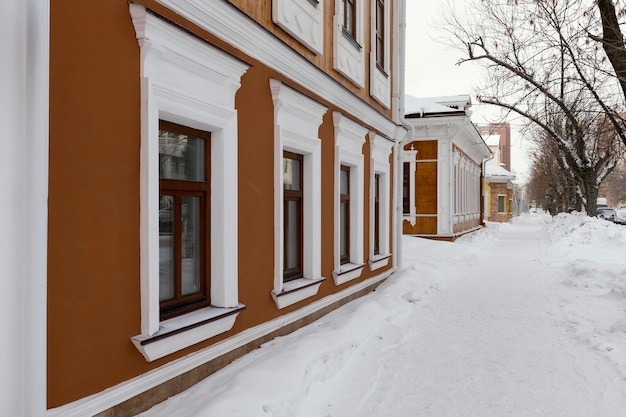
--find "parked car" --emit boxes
[597,207,615,222]
[614,207,626,224]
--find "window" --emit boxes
[369,132,393,270]
[130,6,248,362]
[333,0,365,86]
[159,121,210,319]
[332,112,366,284]
[402,163,409,215]
[402,147,417,225]
[270,79,327,309]
[498,195,506,213]
[375,0,384,67]
[283,152,304,281]
[340,165,351,264]
[369,0,390,107]
[374,173,380,255]
[344,0,356,38]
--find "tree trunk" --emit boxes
[580,170,600,216]
[597,0,626,124]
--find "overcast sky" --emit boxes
[404,1,531,181]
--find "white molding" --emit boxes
[271,278,325,309]
[333,0,365,86]
[155,0,400,139]
[369,0,391,107]
[402,148,417,226]
[332,263,366,285]
[2,1,49,415]
[369,132,393,260]
[130,6,248,341]
[333,112,367,276]
[47,268,396,417]
[131,305,245,361]
[270,79,327,295]
[273,0,324,55]
[368,254,391,270]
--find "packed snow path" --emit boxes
[139,214,626,417]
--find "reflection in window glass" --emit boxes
[181,196,201,296]
[283,158,301,191]
[159,195,175,302]
[159,130,205,182]
[286,200,300,270]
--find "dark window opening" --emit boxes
[374,173,381,256]
[283,151,304,281]
[340,165,350,265]
[158,120,211,320]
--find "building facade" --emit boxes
[3,1,410,416]
[402,96,491,240]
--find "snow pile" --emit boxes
[139,213,626,417]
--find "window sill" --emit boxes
[341,27,362,51]
[332,262,365,285]
[369,253,391,271]
[131,304,246,362]
[271,277,325,309]
[376,63,389,78]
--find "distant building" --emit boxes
[477,123,512,171]
[481,129,516,221]
[403,95,492,240]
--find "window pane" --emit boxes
[181,196,201,296]
[159,129,205,182]
[159,195,175,302]
[286,200,300,270]
[340,166,349,195]
[283,157,301,191]
[340,201,348,260]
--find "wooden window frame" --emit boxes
[344,0,356,39]
[375,0,385,67]
[374,173,380,256]
[402,162,410,215]
[340,165,351,265]
[283,151,304,282]
[158,120,211,320]
[498,195,506,213]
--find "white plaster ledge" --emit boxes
[332,263,365,285]
[271,277,325,309]
[369,253,392,271]
[131,304,245,362]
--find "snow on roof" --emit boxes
[404,94,469,117]
[485,160,515,179]
[484,134,501,147]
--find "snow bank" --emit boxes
[138,213,626,417]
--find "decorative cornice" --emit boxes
[156,0,402,139]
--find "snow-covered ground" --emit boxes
[138,212,626,417]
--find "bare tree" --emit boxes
[595,0,626,112]
[441,0,625,215]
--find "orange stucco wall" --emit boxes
[48,0,395,408]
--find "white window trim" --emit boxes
[130,5,248,360]
[333,0,365,87]
[369,0,391,108]
[402,147,417,226]
[273,0,324,55]
[333,112,367,285]
[270,79,328,309]
[369,132,393,270]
